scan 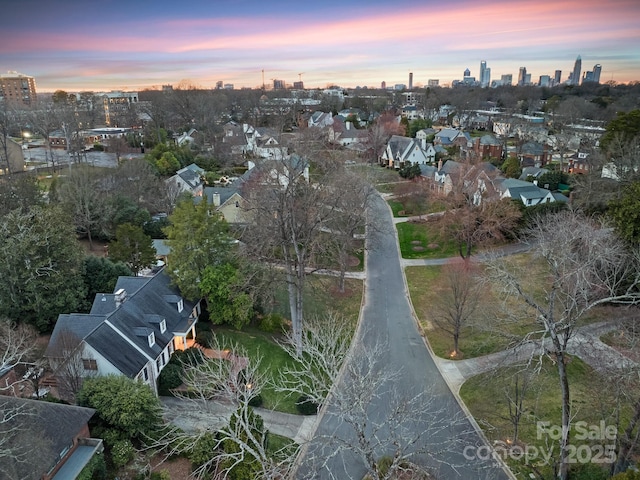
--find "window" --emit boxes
[159,319,166,334]
[82,358,98,371]
[148,332,155,347]
[177,299,184,313]
[141,366,148,381]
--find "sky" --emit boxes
[1,0,639,93]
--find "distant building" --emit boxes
[216,81,223,89]
[224,83,234,90]
[381,80,387,89]
[583,64,602,84]
[539,75,551,87]
[554,70,562,85]
[273,79,285,90]
[500,74,513,86]
[428,79,439,87]
[0,71,37,106]
[570,55,582,85]
[293,81,304,89]
[99,90,138,126]
[518,67,527,86]
[479,61,491,87]
[408,72,413,90]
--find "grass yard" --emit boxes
[351,164,402,185]
[208,276,363,414]
[405,265,516,358]
[396,221,459,259]
[406,255,625,360]
[460,358,634,479]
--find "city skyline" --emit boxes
[1,0,639,92]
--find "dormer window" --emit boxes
[178,299,184,313]
[148,332,155,347]
[160,319,166,334]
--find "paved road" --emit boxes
[296,194,512,479]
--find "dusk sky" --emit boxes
[2,0,639,92]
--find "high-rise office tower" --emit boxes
[592,64,602,83]
[554,70,562,85]
[518,67,527,86]
[408,72,413,90]
[479,61,491,87]
[500,74,513,86]
[571,55,582,85]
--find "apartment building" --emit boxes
[0,71,37,106]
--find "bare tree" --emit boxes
[46,328,94,403]
[242,156,339,355]
[431,260,482,357]
[437,163,522,259]
[54,165,111,250]
[366,111,404,165]
[0,102,19,175]
[147,339,298,479]
[0,319,37,395]
[299,339,466,480]
[324,170,373,292]
[484,209,640,480]
[499,370,533,445]
[276,311,352,406]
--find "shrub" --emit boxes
[110,438,135,468]
[248,393,263,408]
[76,454,107,480]
[258,313,285,333]
[150,471,171,480]
[296,395,319,415]
[157,362,183,396]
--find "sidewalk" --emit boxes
[433,321,635,394]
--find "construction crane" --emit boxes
[298,72,304,82]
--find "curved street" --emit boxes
[295,193,512,479]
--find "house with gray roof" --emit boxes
[495,178,559,206]
[167,163,204,197]
[0,396,102,480]
[381,135,436,168]
[45,269,200,396]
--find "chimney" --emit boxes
[114,288,127,308]
[213,192,221,207]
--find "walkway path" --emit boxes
[161,397,318,445]
[435,321,635,393]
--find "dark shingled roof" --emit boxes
[47,269,198,379]
[0,396,95,480]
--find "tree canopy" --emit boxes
[108,223,156,275]
[609,181,640,246]
[77,375,163,441]
[164,197,233,300]
[0,205,86,331]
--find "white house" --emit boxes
[45,270,200,396]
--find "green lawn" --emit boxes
[406,256,626,360]
[405,266,516,358]
[396,221,459,259]
[460,358,631,479]
[205,276,363,414]
[212,326,300,413]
